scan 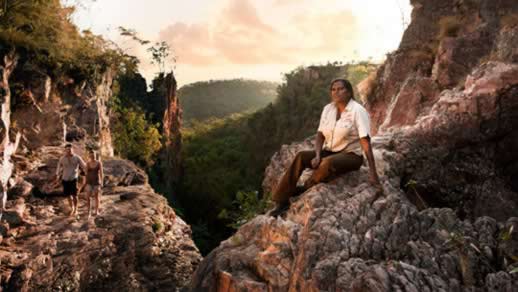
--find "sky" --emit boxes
[72,0,412,87]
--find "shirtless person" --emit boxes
[55,144,86,216]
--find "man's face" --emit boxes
[65,147,72,156]
[331,82,348,103]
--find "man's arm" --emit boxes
[356,107,383,194]
[360,136,383,193]
[312,105,328,168]
[55,157,63,181]
[99,161,104,186]
[311,132,325,168]
[77,156,87,174]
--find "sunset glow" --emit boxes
[73,0,412,86]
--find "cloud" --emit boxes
[272,0,295,5]
[220,0,276,34]
[289,10,359,53]
[158,0,360,67]
[159,22,216,66]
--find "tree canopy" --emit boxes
[179,79,278,125]
[0,0,137,81]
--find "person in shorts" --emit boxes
[55,143,86,216]
[84,149,103,219]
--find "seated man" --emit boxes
[268,78,383,217]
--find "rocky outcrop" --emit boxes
[12,67,114,157]
[193,146,518,291]
[162,72,183,196]
[191,0,518,291]
[367,0,518,134]
[192,128,518,291]
[0,54,201,290]
[1,145,201,290]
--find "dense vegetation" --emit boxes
[111,97,162,167]
[0,0,137,82]
[178,62,378,254]
[179,79,278,124]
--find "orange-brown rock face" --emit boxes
[191,0,518,291]
[367,0,518,135]
[1,58,201,290]
[1,146,201,290]
[162,72,183,195]
[11,67,115,157]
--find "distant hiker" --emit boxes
[85,149,104,219]
[55,143,86,216]
[268,78,383,217]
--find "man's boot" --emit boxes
[266,202,289,217]
[293,186,307,198]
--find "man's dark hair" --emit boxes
[65,143,73,148]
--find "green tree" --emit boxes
[112,104,162,167]
[179,79,278,125]
[148,41,173,74]
[0,0,138,82]
[218,191,272,229]
[118,27,174,75]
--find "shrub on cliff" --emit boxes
[112,102,162,168]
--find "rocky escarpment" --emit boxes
[11,61,114,157]
[191,0,518,291]
[1,146,201,290]
[0,52,201,290]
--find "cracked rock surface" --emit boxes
[191,0,518,290]
[1,146,201,291]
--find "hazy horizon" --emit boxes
[71,0,412,86]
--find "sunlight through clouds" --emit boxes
[73,0,411,86]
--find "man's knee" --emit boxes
[294,150,314,166]
[295,150,312,159]
[311,158,333,182]
[319,158,333,171]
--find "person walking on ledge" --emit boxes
[268,78,383,217]
[55,143,87,217]
[85,149,104,219]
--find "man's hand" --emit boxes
[51,175,61,188]
[311,156,321,169]
[369,172,384,196]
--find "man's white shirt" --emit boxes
[56,154,86,181]
[317,99,371,156]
